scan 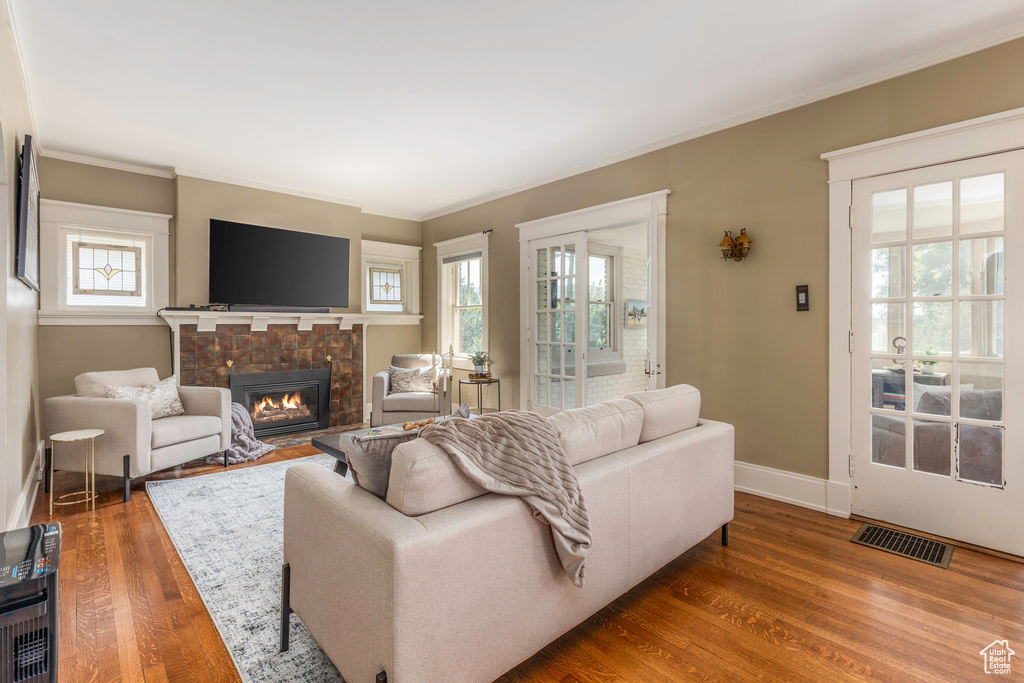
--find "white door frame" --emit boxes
[516,190,669,410]
[823,106,1024,518]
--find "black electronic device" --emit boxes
[208,219,350,308]
[0,523,60,683]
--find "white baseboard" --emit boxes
[826,480,852,518]
[735,460,844,516]
[9,441,43,530]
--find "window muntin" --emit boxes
[367,264,405,312]
[65,232,149,308]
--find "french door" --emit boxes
[851,151,1024,555]
[528,233,588,416]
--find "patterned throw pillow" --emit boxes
[105,376,186,419]
[389,365,435,393]
[343,403,471,498]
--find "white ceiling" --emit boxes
[10,1,1024,220]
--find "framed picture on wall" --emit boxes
[625,299,648,327]
[16,134,40,291]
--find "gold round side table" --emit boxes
[49,429,103,515]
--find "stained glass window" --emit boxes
[73,242,142,296]
[369,266,404,305]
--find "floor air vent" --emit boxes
[851,523,953,569]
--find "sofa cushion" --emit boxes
[151,415,223,449]
[386,436,488,516]
[344,403,470,498]
[76,367,160,398]
[625,384,701,443]
[548,399,643,466]
[382,391,436,412]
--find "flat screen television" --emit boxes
[208,219,350,308]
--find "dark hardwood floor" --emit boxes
[32,444,1024,682]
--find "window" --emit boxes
[361,240,421,314]
[589,253,614,352]
[444,254,484,355]
[436,232,489,366]
[587,244,621,363]
[69,236,145,305]
[367,265,405,312]
[40,200,170,324]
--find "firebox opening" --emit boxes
[229,368,332,437]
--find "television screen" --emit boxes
[208,219,350,307]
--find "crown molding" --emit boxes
[174,168,423,222]
[4,0,39,138]
[419,19,1024,222]
[39,148,175,178]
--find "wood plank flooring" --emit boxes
[32,444,1024,682]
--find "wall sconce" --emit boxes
[719,229,753,262]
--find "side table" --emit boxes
[49,429,103,515]
[458,377,501,416]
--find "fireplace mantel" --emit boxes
[159,310,422,333]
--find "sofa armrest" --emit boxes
[371,370,390,427]
[178,385,231,450]
[284,463,424,683]
[44,395,152,478]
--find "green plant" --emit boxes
[920,346,940,366]
[468,351,490,367]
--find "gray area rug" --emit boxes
[147,456,343,683]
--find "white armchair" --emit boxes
[44,368,230,502]
[371,354,452,427]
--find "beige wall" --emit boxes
[37,158,178,406]
[174,175,419,308]
[0,1,40,527]
[423,37,1024,480]
[37,167,424,411]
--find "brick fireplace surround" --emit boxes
[177,322,363,427]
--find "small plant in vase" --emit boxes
[468,351,491,379]
[918,346,940,374]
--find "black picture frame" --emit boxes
[16,134,40,291]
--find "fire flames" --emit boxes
[252,392,311,423]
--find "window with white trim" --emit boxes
[442,253,484,355]
[436,232,489,365]
[39,200,171,324]
[360,240,421,314]
[587,244,622,363]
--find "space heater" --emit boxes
[0,524,60,683]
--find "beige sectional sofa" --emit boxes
[283,384,734,683]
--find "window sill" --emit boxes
[38,311,165,326]
[587,360,627,377]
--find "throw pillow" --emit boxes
[389,365,435,393]
[105,376,186,419]
[343,403,471,498]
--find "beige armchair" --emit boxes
[44,368,230,502]
[371,354,451,427]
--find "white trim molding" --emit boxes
[435,231,490,369]
[822,106,1024,520]
[734,461,836,516]
[8,441,43,531]
[39,199,172,326]
[39,148,175,178]
[516,191,669,409]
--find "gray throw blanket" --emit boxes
[206,402,274,465]
[421,410,592,587]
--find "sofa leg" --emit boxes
[123,455,132,503]
[224,450,229,468]
[376,672,387,683]
[721,523,729,547]
[280,563,291,652]
[44,448,52,494]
